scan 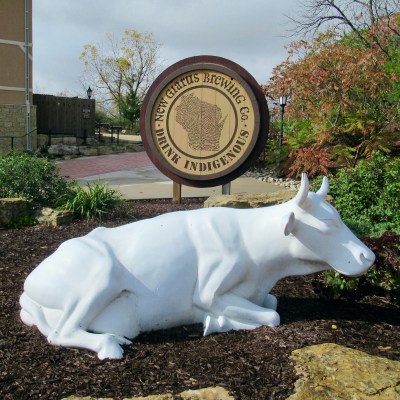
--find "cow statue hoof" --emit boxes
[97,335,132,360]
[203,310,280,336]
[20,174,375,359]
[47,330,132,360]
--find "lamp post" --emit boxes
[279,96,287,146]
[87,86,93,99]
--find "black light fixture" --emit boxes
[279,96,287,146]
[87,86,93,99]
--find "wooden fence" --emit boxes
[33,94,95,140]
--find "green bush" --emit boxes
[310,153,400,303]
[332,152,399,225]
[363,232,400,304]
[260,140,290,172]
[63,181,122,220]
[3,215,37,229]
[312,152,400,235]
[0,152,71,207]
[315,232,400,304]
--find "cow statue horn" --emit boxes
[316,176,329,198]
[294,173,309,207]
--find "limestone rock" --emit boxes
[179,386,234,399]
[111,145,126,153]
[86,137,99,146]
[62,397,113,400]
[123,396,173,400]
[0,198,30,226]
[287,343,400,400]
[62,386,233,400]
[125,143,144,152]
[98,146,113,155]
[48,144,80,156]
[37,134,50,147]
[35,207,74,227]
[79,146,100,156]
[50,136,78,145]
[63,398,113,400]
[62,137,78,145]
[204,190,296,209]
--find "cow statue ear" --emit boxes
[282,212,296,236]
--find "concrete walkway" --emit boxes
[57,152,282,200]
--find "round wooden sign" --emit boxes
[140,56,269,187]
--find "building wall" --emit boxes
[0,0,34,153]
[0,0,33,105]
[0,105,37,155]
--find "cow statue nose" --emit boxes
[360,249,375,267]
[361,249,375,267]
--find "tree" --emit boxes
[120,88,141,129]
[264,15,400,172]
[80,29,162,125]
[288,0,400,60]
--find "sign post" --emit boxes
[173,181,182,204]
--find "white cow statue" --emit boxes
[20,174,375,359]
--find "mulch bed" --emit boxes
[1,198,399,400]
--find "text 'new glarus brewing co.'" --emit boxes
[141,57,269,187]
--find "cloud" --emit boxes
[33,0,299,95]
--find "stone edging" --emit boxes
[244,169,300,190]
[47,143,144,159]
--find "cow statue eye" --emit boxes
[321,218,340,230]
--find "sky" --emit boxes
[32,0,300,97]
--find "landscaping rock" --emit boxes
[79,146,100,156]
[86,137,99,146]
[37,134,50,147]
[46,142,144,159]
[63,398,113,400]
[288,343,400,400]
[62,386,234,400]
[111,145,126,153]
[35,207,74,227]
[0,198,30,226]
[204,190,297,209]
[98,146,113,155]
[62,137,78,145]
[125,143,144,152]
[180,387,234,399]
[48,144,80,156]
[245,169,301,190]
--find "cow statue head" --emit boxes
[281,173,375,277]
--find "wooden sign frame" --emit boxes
[140,55,269,188]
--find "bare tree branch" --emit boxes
[287,0,400,57]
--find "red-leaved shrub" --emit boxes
[288,146,333,178]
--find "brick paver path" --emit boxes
[57,152,153,179]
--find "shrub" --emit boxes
[362,232,400,304]
[258,137,291,177]
[63,181,122,220]
[0,152,71,207]
[312,152,400,235]
[314,231,400,304]
[311,153,400,303]
[288,146,333,178]
[3,215,37,229]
